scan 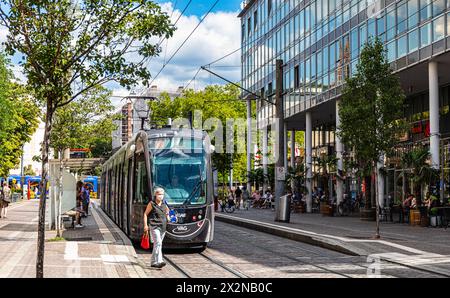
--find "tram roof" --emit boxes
[146,128,207,140]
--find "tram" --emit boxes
[100,128,214,250]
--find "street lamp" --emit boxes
[134,98,149,131]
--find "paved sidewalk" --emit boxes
[216,207,450,277]
[0,199,147,278]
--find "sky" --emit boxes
[0,0,244,108]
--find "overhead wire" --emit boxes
[148,0,221,86]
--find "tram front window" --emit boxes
[152,148,206,206]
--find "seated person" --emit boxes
[252,191,262,208]
[165,176,189,200]
[65,199,85,228]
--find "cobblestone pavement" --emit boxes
[2,200,446,278]
[219,208,450,255]
[136,222,443,278]
[215,207,450,276]
[0,199,146,278]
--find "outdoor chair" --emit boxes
[379,206,390,222]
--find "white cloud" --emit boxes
[147,3,241,91]
[0,26,7,44]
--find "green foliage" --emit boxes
[50,86,116,158]
[24,165,36,176]
[1,0,175,277]
[400,146,439,186]
[0,53,39,177]
[148,84,249,182]
[338,38,406,170]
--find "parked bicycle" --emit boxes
[220,198,236,213]
[337,193,360,216]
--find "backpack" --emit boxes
[2,187,11,203]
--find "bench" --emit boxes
[62,211,77,229]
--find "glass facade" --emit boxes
[239,0,450,124]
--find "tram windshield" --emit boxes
[149,137,207,206]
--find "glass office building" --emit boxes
[239,0,450,207]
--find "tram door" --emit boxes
[126,157,134,235]
[118,163,123,229]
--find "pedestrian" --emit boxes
[242,185,250,210]
[82,183,90,216]
[235,185,242,209]
[143,187,170,269]
[0,182,11,218]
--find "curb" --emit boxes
[216,213,450,278]
[90,201,148,278]
[215,213,363,256]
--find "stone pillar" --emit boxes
[306,112,312,213]
[335,100,344,206]
[247,98,252,191]
[263,126,268,194]
[290,130,296,168]
[290,130,296,192]
[429,61,440,170]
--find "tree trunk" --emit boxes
[364,175,371,209]
[36,100,53,278]
[56,149,63,238]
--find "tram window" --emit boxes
[134,153,150,204]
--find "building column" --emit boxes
[290,130,296,192]
[429,61,440,170]
[247,98,252,191]
[335,100,344,206]
[306,112,313,213]
[263,126,268,194]
[290,130,296,168]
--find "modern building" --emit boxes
[239,0,450,210]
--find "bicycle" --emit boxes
[220,199,236,213]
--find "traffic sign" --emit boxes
[276,167,286,181]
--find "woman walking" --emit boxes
[143,187,170,269]
[0,182,11,218]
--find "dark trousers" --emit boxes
[83,201,89,215]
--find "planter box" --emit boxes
[410,210,421,226]
[11,193,21,203]
[320,203,334,216]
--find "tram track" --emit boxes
[214,229,355,278]
[136,247,247,278]
[216,224,448,278]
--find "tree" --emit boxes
[338,38,406,238]
[148,85,248,186]
[0,1,174,277]
[0,53,39,178]
[400,146,439,202]
[50,86,116,157]
[24,165,36,176]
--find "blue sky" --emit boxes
[1,1,244,107]
[156,0,242,16]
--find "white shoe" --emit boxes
[75,224,84,228]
